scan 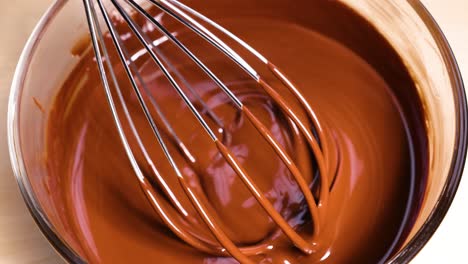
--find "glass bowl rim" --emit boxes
[7,0,467,263]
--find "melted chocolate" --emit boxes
[38,0,428,263]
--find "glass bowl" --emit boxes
[8,0,466,263]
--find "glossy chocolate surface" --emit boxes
[39,1,428,263]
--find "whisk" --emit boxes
[83,0,332,262]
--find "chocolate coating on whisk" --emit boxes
[37,0,428,263]
[84,0,333,261]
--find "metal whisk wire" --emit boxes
[83,0,330,262]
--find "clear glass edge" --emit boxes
[7,0,85,263]
[388,1,467,263]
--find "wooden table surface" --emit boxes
[0,0,466,263]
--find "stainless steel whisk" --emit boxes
[83,0,331,262]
